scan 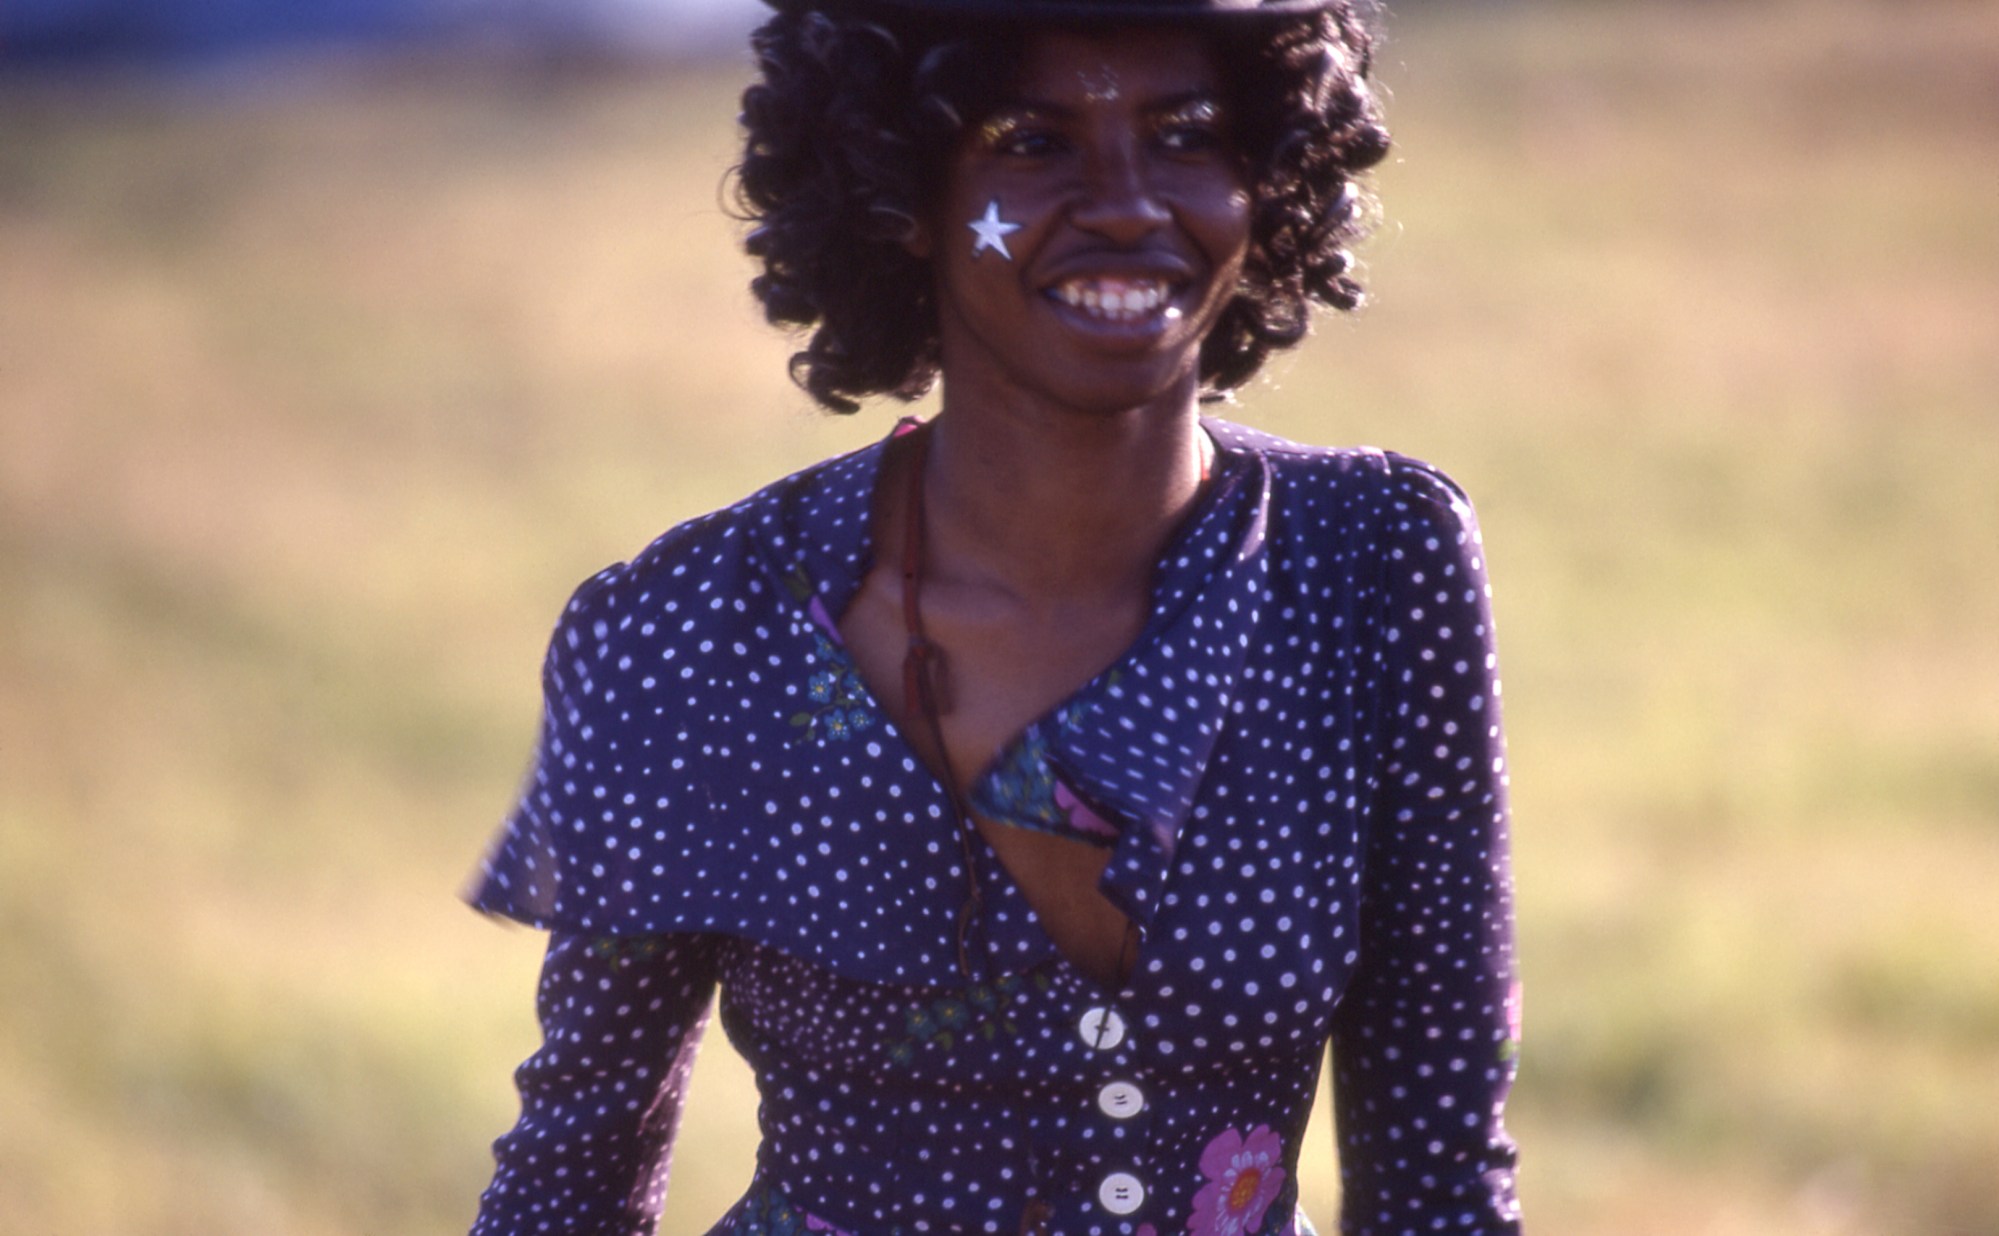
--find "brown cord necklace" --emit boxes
[898,423,989,981]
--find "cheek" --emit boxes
[1175,178,1254,281]
[931,193,1044,323]
[1209,188,1254,271]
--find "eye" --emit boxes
[1154,100,1227,154]
[979,114,1066,158]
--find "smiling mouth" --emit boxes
[1048,276,1185,325]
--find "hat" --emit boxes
[766,0,1342,19]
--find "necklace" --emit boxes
[899,423,990,980]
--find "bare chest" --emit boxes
[837,565,1143,986]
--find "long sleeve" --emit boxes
[1329,461,1522,1233]
[472,932,721,1236]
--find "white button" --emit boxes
[1097,1080,1144,1119]
[1078,1006,1126,1051]
[1098,1171,1145,1215]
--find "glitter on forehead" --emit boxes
[1078,66,1120,103]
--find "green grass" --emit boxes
[3,1,1996,1232]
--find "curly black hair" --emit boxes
[733,3,1391,413]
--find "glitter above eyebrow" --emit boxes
[1157,97,1223,124]
[976,114,1028,148]
[974,103,1070,149]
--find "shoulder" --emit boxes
[541,437,884,660]
[1376,451,1484,549]
[1205,417,1483,543]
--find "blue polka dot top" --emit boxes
[467,419,1523,1236]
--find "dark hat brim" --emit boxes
[762,0,1340,20]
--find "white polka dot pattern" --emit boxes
[468,420,1521,1235]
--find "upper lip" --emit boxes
[1037,251,1197,291]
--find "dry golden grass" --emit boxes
[2,1,1995,1232]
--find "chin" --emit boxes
[1014,348,1207,418]
[1043,375,1197,418]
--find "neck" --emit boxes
[919,395,1211,607]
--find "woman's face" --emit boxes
[924,26,1253,418]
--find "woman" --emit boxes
[467,0,1522,1233]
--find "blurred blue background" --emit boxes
[3,0,761,62]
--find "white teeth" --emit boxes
[1051,278,1175,323]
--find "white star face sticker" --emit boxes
[967,198,1022,261]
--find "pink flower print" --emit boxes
[803,1212,853,1236]
[807,593,840,640]
[1054,780,1118,839]
[1188,1126,1287,1236]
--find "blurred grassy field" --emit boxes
[3,0,1996,1232]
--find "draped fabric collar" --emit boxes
[751,417,1274,978]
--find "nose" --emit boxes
[1069,137,1170,245]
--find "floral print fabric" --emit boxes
[973,693,1121,843]
[785,567,880,743]
[468,420,1522,1235]
[1189,1127,1287,1236]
